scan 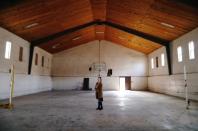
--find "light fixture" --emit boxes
[96,31,104,34]
[25,23,39,29]
[89,40,107,76]
[72,36,81,41]
[52,45,56,49]
[160,22,175,28]
[52,43,61,49]
[118,36,125,40]
[98,40,101,77]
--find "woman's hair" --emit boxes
[98,77,102,82]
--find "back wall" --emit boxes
[52,40,148,90]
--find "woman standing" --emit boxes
[95,77,103,110]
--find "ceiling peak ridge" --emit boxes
[32,20,169,47]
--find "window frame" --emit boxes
[5,41,12,59]
[19,46,23,62]
[188,41,195,60]
[151,58,154,69]
[156,57,159,68]
[41,56,44,67]
[161,53,165,66]
[35,53,38,65]
[177,46,183,62]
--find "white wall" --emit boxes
[1,25,197,100]
[31,47,52,76]
[52,77,119,91]
[0,73,52,99]
[0,27,29,74]
[148,46,169,76]
[171,28,198,74]
[0,27,52,100]
[148,74,198,101]
[52,76,148,91]
[148,27,198,100]
[52,40,148,91]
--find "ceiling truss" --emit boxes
[28,20,171,74]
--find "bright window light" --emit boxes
[177,46,182,62]
[5,41,12,59]
[119,77,125,91]
[188,41,195,60]
[151,58,154,69]
[161,53,165,66]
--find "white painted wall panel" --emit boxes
[0,73,52,99]
[31,47,52,76]
[148,46,169,76]
[52,77,119,91]
[148,74,198,101]
[52,40,148,91]
[0,27,30,74]
[171,28,198,74]
[52,76,148,91]
[131,77,148,91]
[148,27,198,100]
[0,27,53,100]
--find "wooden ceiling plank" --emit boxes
[104,21,169,46]
[90,0,107,21]
[32,21,98,46]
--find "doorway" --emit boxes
[119,77,125,91]
[125,77,131,90]
[119,76,131,91]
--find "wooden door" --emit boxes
[125,77,131,90]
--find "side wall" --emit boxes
[52,40,148,91]
[0,27,52,99]
[148,28,198,101]
[31,47,52,76]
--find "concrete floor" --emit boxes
[0,91,198,131]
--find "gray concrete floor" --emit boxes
[0,91,198,131]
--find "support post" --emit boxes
[9,65,15,108]
[184,65,190,109]
[0,65,15,109]
[28,44,34,75]
[166,44,172,75]
[98,40,101,77]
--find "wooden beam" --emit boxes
[32,20,169,46]
[0,0,24,10]
[172,0,198,8]
[103,21,169,46]
[29,21,99,74]
[29,20,171,74]
[32,21,98,46]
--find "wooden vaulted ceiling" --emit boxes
[0,0,197,54]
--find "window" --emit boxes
[19,47,23,62]
[35,53,38,65]
[41,56,44,67]
[161,53,165,66]
[177,46,182,62]
[5,41,12,59]
[151,58,154,69]
[188,41,195,60]
[47,58,49,68]
[156,57,159,68]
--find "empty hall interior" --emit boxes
[0,0,198,131]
